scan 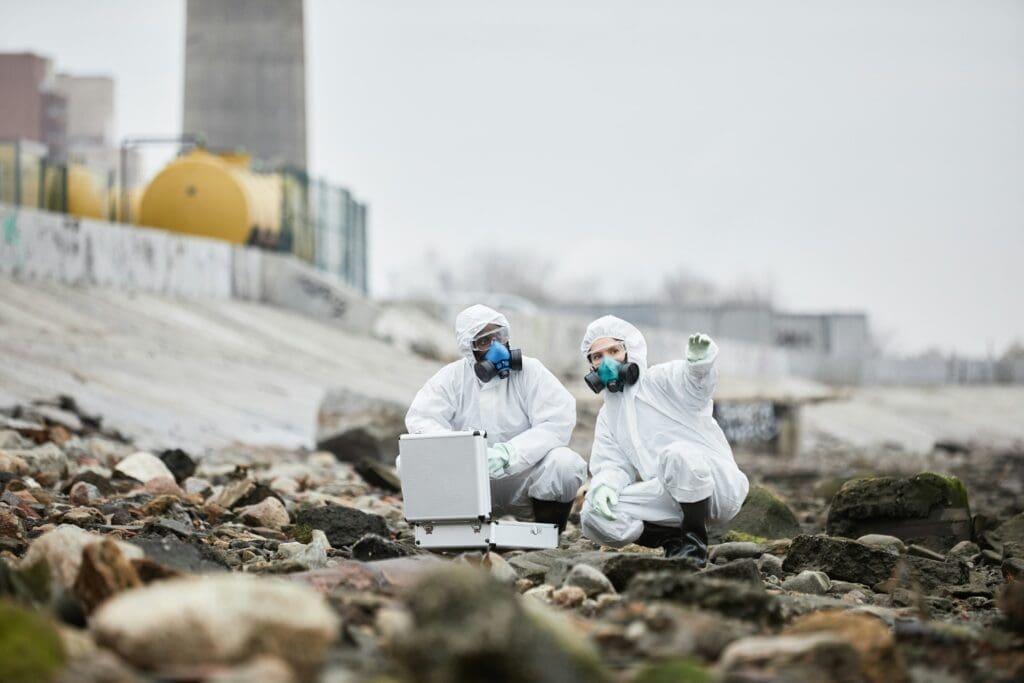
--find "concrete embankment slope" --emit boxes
[800,384,1024,455]
[0,277,440,453]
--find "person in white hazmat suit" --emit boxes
[578,316,749,566]
[404,304,587,534]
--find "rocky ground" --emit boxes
[2,396,1023,683]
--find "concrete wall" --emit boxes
[0,203,377,332]
[259,251,377,332]
[864,355,1005,386]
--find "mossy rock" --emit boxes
[812,470,881,500]
[825,472,972,551]
[0,601,66,683]
[722,530,769,544]
[716,485,801,542]
[393,565,611,683]
[631,657,712,683]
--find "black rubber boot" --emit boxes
[531,498,572,533]
[634,521,681,549]
[667,498,710,567]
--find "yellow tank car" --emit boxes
[67,165,105,219]
[138,149,282,246]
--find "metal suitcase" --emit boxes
[398,431,558,550]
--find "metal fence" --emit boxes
[0,140,68,212]
[281,168,368,293]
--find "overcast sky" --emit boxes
[2,0,1021,355]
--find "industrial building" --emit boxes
[554,301,871,384]
[0,53,67,156]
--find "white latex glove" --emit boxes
[687,333,713,362]
[487,443,513,478]
[590,483,619,520]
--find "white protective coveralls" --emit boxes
[404,305,587,519]
[579,316,749,546]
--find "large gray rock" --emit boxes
[237,497,290,530]
[0,450,30,476]
[546,552,697,592]
[719,633,862,683]
[158,448,196,483]
[507,549,568,583]
[0,429,33,450]
[782,535,899,586]
[782,570,831,595]
[718,485,801,542]
[702,558,764,584]
[91,574,339,678]
[389,565,610,683]
[990,512,1024,560]
[628,573,781,624]
[709,541,765,562]
[998,580,1024,632]
[783,609,908,683]
[316,389,408,464]
[351,533,414,562]
[563,564,615,597]
[113,451,175,484]
[126,535,228,574]
[16,525,144,597]
[877,555,969,592]
[826,473,972,551]
[275,530,332,570]
[856,534,906,555]
[294,504,390,548]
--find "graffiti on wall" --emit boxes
[713,400,779,448]
[1,210,24,269]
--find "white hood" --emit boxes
[454,304,510,362]
[580,315,648,372]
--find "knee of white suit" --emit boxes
[527,447,587,502]
[580,498,641,547]
[657,444,715,503]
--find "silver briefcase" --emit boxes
[398,431,558,550]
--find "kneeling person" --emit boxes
[405,304,587,533]
[579,316,749,566]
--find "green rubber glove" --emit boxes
[590,483,619,520]
[487,443,513,477]
[687,333,713,362]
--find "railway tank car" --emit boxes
[137,149,284,248]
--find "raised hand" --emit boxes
[687,333,713,362]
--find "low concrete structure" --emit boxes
[0,203,376,332]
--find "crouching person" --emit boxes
[578,316,749,566]
[404,304,587,534]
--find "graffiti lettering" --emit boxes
[297,274,348,318]
[714,401,778,447]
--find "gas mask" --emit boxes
[584,356,639,394]
[474,341,523,382]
